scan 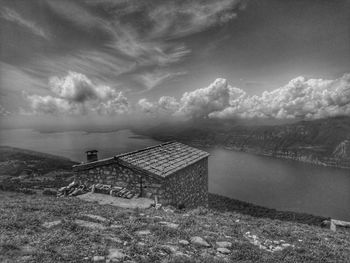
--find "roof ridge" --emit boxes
[114,141,175,159]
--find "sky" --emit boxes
[0,0,350,128]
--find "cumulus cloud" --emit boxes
[138,96,179,115]
[138,74,350,120]
[0,7,49,39]
[26,72,129,115]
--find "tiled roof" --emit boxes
[117,141,209,178]
[73,141,209,178]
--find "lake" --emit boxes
[1,128,350,220]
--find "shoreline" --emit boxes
[167,139,350,170]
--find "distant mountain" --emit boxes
[134,116,350,169]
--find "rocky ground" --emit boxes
[0,191,349,263]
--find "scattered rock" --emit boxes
[159,221,179,229]
[92,255,105,262]
[179,240,190,246]
[244,232,295,253]
[216,241,232,248]
[74,219,106,230]
[174,251,189,258]
[42,220,61,229]
[160,245,178,254]
[217,247,231,254]
[190,236,210,247]
[110,224,123,229]
[136,230,151,236]
[21,245,35,255]
[107,248,126,260]
[105,236,123,244]
[84,214,108,222]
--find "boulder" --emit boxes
[217,247,230,254]
[190,236,210,247]
[216,241,232,248]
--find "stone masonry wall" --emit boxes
[75,162,163,198]
[161,157,208,208]
[74,157,208,208]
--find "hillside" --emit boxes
[0,191,349,263]
[0,146,77,192]
[134,116,350,169]
[0,146,349,262]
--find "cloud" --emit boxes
[211,74,350,120]
[43,0,243,92]
[0,104,11,116]
[138,74,350,120]
[26,72,129,115]
[147,0,242,39]
[138,96,180,115]
[0,7,49,39]
[133,71,187,91]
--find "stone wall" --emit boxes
[74,157,208,208]
[74,162,163,198]
[162,157,208,208]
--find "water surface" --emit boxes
[1,128,349,220]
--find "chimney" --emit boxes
[86,150,98,162]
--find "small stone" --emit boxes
[107,248,126,260]
[84,214,108,222]
[190,236,210,247]
[217,247,231,254]
[42,220,61,228]
[272,246,284,252]
[160,245,178,254]
[106,236,122,243]
[159,221,179,229]
[174,251,189,258]
[137,242,146,246]
[282,243,291,247]
[92,256,105,262]
[216,241,232,248]
[136,230,151,235]
[179,240,189,246]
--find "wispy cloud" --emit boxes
[0,7,49,40]
[133,70,187,91]
[43,0,242,91]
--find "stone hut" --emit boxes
[73,141,209,208]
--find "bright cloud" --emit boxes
[26,72,129,115]
[138,74,350,120]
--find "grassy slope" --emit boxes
[0,191,349,263]
[0,146,349,262]
[0,146,77,176]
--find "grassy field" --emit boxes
[0,191,349,263]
